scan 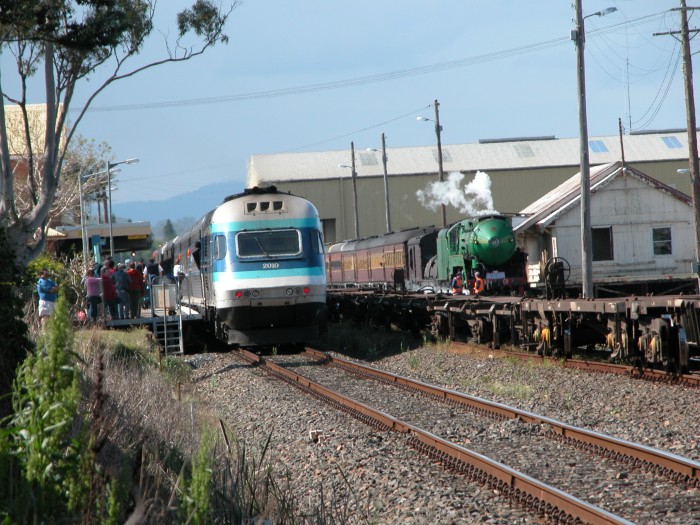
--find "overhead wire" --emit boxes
[79,11,672,114]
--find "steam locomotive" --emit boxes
[326,215,527,294]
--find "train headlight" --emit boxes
[295,288,302,295]
[235,291,243,299]
[286,288,294,296]
[303,287,310,295]
[252,290,260,298]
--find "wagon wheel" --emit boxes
[544,257,570,299]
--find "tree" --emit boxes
[163,219,176,240]
[0,0,237,269]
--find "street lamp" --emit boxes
[338,142,360,239]
[78,157,138,264]
[417,98,447,228]
[572,2,617,298]
[106,158,139,257]
[367,132,392,233]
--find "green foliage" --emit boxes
[163,218,177,239]
[104,470,128,525]
[0,225,33,419]
[177,0,230,42]
[179,431,214,525]
[2,292,84,522]
[162,357,193,385]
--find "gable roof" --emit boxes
[513,161,692,232]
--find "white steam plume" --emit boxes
[416,171,497,216]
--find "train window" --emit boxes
[314,231,324,254]
[213,234,227,260]
[652,227,672,256]
[592,227,614,261]
[236,229,301,258]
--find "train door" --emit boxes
[201,234,212,308]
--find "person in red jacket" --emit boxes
[127,262,144,318]
[101,266,118,320]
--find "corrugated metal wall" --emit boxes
[272,159,689,242]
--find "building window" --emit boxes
[652,227,672,255]
[592,227,614,261]
[589,140,608,153]
[661,136,683,149]
[321,218,336,244]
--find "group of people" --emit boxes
[36,255,168,326]
[83,256,165,324]
[450,270,485,295]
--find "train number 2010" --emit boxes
[262,262,280,269]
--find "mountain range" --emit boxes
[113,181,244,233]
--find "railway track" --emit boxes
[235,347,700,525]
[448,341,700,388]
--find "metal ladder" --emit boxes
[150,280,184,356]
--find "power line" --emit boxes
[79,11,670,113]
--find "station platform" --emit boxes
[103,281,203,355]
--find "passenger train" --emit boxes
[158,186,327,347]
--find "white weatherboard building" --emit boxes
[247,130,694,244]
[513,161,695,295]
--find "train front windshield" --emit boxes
[236,229,302,258]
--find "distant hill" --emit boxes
[113,181,243,227]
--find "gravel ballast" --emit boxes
[186,335,700,524]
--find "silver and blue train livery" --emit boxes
[160,186,327,347]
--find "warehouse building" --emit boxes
[247,130,693,243]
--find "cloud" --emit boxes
[416,171,497,216]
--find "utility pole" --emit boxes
[381,133,392,233]
[350,141,359,238]
[680,0,700,289]
[655,0,700,290]
[434,99,447,228]
[574,0,594,298]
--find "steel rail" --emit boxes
[449,341,700,387]
[236,348,634,525]
[304,348,700,486]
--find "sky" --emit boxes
[2,1,693,221]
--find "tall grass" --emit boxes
[1,291,353,524]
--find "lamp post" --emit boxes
[572,2,617,298]
[106,158,139,257]
[417,98,447,228]
[338,142,360,238]
[367,132,392,233]
[79,158,138,264]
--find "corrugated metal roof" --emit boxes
[514,161,691,232]
[247,131,692,185]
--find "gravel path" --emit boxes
[186,334,700,524]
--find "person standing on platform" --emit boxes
[37,269,58,325]
[84,268,102,324]
[101,265,118,320]
[127,262,144,318]
[112,263,132,319]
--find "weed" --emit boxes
[406,352,420,370]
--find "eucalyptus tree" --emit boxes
[0,0,236,267]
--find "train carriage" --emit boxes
[160,187,326,347]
